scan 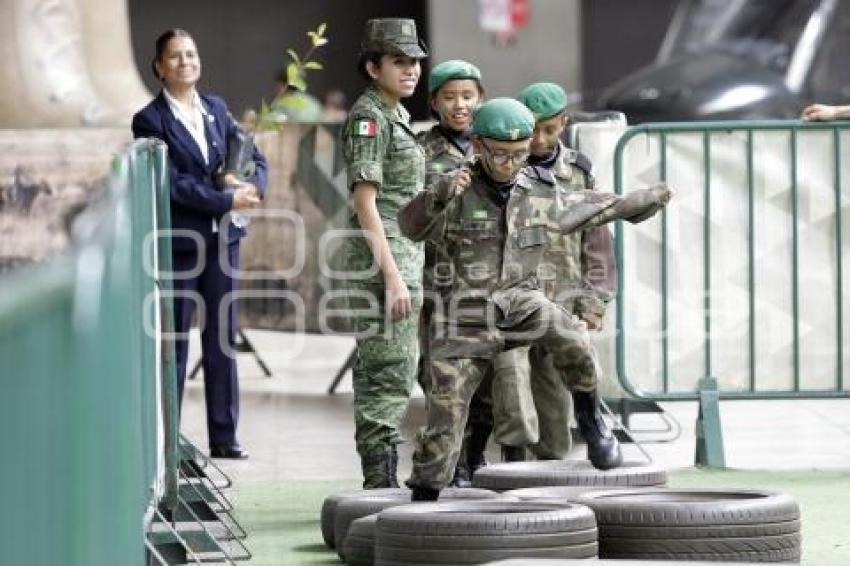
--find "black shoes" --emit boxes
[210,446,249,459]
[361,447,399,489]
[387,446,400,488]
[573,390,623,470]
[465,421,491,477]
[501,445,527,462]
[447,461,472,488]
[411,486,440,501]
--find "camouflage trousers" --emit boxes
[416,294,493,450]
[408,288,597,490]
[351,294,421,459]
[492,344,584,459]
[343,233,423,461]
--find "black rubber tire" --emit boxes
[374,500,598,565]
[320,488,408,549]
[471,460,668,491]
[482,559,776,565]
[342,513,378,566]
[504,484,655,503]
[574,488,801,563]
[334,487,505,559]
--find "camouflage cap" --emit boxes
[361,18,428,59]
[428,59,482,95]
[517,82,568,121]
[472,98,535,141]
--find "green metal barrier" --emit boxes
[0,139,179,565]
[612,120,850,466]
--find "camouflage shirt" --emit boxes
[536,142,617,317]
[398,162,668,357]
[341,85,426,289]
[417,125,473,294]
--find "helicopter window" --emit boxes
[806,3,850,100]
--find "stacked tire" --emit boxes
[322,488,507,562]
[374,501,598,565]
[485,560,775,565]
[472,460,668,491]
[343,514,380,566]
[574,488,801,563]
[321,464,802,564]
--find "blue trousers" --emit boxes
[172,240,240,449]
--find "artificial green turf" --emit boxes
[230,470,850,565]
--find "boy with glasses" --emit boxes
[399,98,673,500]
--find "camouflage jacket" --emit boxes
[398,162,667,355]
[538,142,617,318]
[341,85,426,289]
[417,125,472,294]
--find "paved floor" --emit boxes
[182,330,850,481]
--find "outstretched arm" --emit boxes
[557,183,673,235]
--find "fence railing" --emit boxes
[0,139,179,565]
[612,120,850,465]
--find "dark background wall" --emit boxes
[129,0,430,119]
[580,0,677,105]
[129,0,678,118]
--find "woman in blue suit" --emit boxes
[132,29,267,459]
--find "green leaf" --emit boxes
[304,61,323,70]
[308,31,329,47]
[286,63,301,87]
[290,75,307,92]
[317,22,327,36]
[286,49,300,64]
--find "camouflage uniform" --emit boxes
[492,141,618,459]
[417,125,494,481]
[400,157,669,490]
[416,125,472,390]
[341,81,426,483]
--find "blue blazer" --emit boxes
[132,91,268,251]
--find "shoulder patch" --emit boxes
[515,169,535,190]
[526,165,556,186]
[353,118,378,137]
[569,149,594,176]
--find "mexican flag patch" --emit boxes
[354,119,378,137]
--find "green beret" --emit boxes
[428,60,482,95]
[472,98,535,141]
[517,82,568,120]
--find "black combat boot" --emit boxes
[387,445,400,488]
[465,421,491,477]
[501,445,527,462]
[573,390,623,470]
[361,450,395,489]
[411,485,440,501]
[448,444,473,488]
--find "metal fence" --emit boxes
[612,120,850,465]
[0,139,179,565]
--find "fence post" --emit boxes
[695,376,726,467]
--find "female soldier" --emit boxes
[341,18,428,488]
[417,60,488,486]
[132,29,267,459]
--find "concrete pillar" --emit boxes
[77,0,152,122]
[0,0,149,127]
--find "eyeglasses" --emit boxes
[480,140,529,165]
